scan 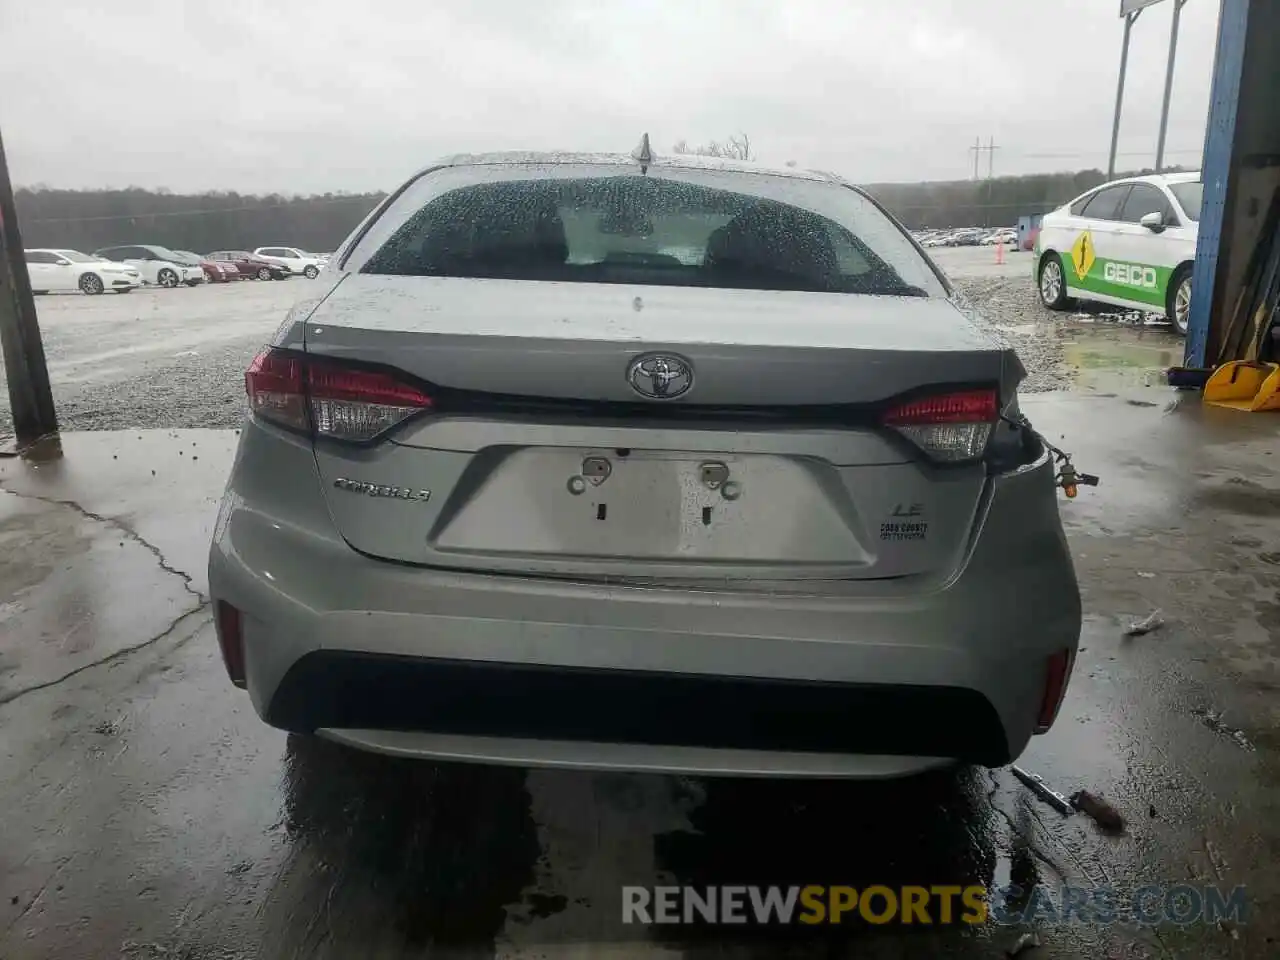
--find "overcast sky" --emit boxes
[0,0,1221,195]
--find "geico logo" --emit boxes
[1103,262,1158,288]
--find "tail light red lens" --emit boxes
[1034,648,1074,733]
[245,347,432,442]
[882,388,999,463]
[215,600,246,688]
[246,349,308,432]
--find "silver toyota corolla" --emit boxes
[208,150,1082,778]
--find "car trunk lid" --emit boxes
[300,275,1018,581]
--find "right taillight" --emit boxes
[245,347,432,442]
[882,388,998,463]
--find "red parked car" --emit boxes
[175,250,239,282]
[205,250,291,281]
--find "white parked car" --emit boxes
[91,245,206,288]
[1035,172,1201,335]
[980,229,1018,247]
[25,248,141,294]
[253,246,325,279]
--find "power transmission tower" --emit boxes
[986,136,1001,226]
[970,137,981,180]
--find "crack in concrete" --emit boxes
[2,854,77,938]
[0,483,206,604]
[0,602,211,708]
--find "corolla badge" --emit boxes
[333,478,431,502]
[626,353,694,400]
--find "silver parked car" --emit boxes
[209,150,1082,778]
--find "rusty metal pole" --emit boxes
[0,125,58,450]
[1108,9,1141,179]
[1155,0,1188,174]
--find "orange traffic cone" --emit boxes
[996,239,1005,265]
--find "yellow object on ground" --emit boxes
[1203,361,1280,412]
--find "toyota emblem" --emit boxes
[626,353,694,400]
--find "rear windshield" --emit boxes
[1169,181,1202,222]
[347,165,946,298]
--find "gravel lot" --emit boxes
[1,251,1185,436]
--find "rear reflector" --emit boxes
[1034,649,1074,733]
[245,347,432,442]
[882,388,998,463]
[215,600,246,688]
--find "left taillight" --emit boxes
[245,347,432,442]
[1035,649,1074,733]
[882,388,998,463]
[215,600,246,688]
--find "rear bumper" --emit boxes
[209,425,1082,777]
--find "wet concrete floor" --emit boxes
[2,259,1279,957]
[2,388,1279,959]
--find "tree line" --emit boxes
[864,165,1189,230]
[12,163,1189,254]
[13,188,386,255]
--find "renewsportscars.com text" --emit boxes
[622,884,1248,927]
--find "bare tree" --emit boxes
[671,133,753,161]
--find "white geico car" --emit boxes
[1035,172,1201,335]
[24,249,141,295]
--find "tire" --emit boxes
[79,273,105,295]
[1167,266,1192,337]
[1037,253,1073,311]
[257,267,272,280]
[303,265,319,279]
[157,268,179,288]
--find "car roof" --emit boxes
[1100,171,1201,188]
[415,150,837,184]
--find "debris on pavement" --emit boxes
[1010,765,1075,816]
[1205,837,1229,880]
[1124,610,1165,636]
[1136,571,1157,578]
[1007,931,1043,956]
[1194,708,1256,751]
[1070,791,1126,834]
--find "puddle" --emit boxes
[1060,326,1183,392]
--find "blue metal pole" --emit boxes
[1187,0,1250,368]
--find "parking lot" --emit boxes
[2,247,1186,436]
[3,253,1279,958]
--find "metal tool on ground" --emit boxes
[1202,186,1280,411]
[1010,765,1075,816]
